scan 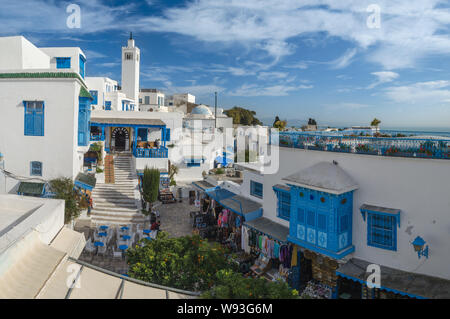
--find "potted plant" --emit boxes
[355,144,378,155]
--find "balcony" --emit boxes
[134,147,168,158]
[272,132,450,160]
[90,133,105,141]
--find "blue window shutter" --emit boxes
[30,161,42,176]
[24,102,34,135]
[105,101,111,110]
[90,91,98,105]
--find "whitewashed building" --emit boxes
[223,133,450,299]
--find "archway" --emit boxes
[111,127,129,151]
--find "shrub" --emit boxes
[49,177,82,224]
[142,167,160,204]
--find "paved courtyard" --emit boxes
[158,199,197,238]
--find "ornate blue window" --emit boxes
[250,181,263,198]
[275,189,290,221]
[24,101,44,136]
[360,204,400,252]
[105,101,111,110]
[56,57,71,69]
[30,161,42,176]
[367,213,397,251]
[89,91,98,105]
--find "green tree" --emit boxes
[224,106,263,125]
[273,118,287,130]
[201,269,298,299]
[168,164,179,186]
[234,149,257,163]
[127,232,236,291]
[49,177,82,224]
[142,166,160,204]
[371,118,381,127]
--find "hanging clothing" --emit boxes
[291,245,298,267]
[274,241,280,259]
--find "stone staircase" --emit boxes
[90,154,145,225]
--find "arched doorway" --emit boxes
[111,127,129,151]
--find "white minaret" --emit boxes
[121,32,140,107]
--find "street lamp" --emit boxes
[412,236,429,259]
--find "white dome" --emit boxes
[191,105,213,116]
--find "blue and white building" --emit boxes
[221,131,450,299]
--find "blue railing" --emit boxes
[272,132,450,160]
[134,147,168,158]
[90,134,105,141]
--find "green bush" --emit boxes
[201,269,298,299]
[127,232,237,291]
[49,177,82,224]
[142,167,160,204]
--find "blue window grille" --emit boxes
[250,181,263,198]
[24,101,44,136]
[165,128,171,142]
[307,211,315,227]
[79,54,86,78]
[90,91,98,105]
[56,57,71,69]
[105,101,111,110]
[367,213,397,251]
[340,215,349,233]
[30,161,42,176]
[275,190,290,220]
[318,214,327,231]
[297,208,305,224]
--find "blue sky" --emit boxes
[1,0,450,129]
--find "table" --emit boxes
[143,229,151,234]
[99,225,109,230]
[94,241,104,247]
[119,245,128,251]
[121,226,129,231]
[122,235,131,240]
[98,232,107,237]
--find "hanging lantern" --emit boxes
[412,236,429,259]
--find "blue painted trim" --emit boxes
[74,180,94,191]
[360,208,401,228]
[335,271,426,299]
[91,122,166,129]
[288,235,355,259]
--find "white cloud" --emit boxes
[257,71,289,80]
[384,80,450,104]
[367,71,399,89]
[330,49,358,69]
[3,0,450,71]
[230,83,312,96]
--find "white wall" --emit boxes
[0,36,50,70]
[0,79,82,193]
[85,77,118,110]
[260,146,450,280]
[40,47,85,76]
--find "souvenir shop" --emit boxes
[240,217,294,283]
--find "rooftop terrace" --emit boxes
[272,132,450,160]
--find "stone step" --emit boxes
[94,198,138,204]
[91,216,145,225]
[92,206,138,213]
[94,203,138,210]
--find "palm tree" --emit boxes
[371,118,381,127]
